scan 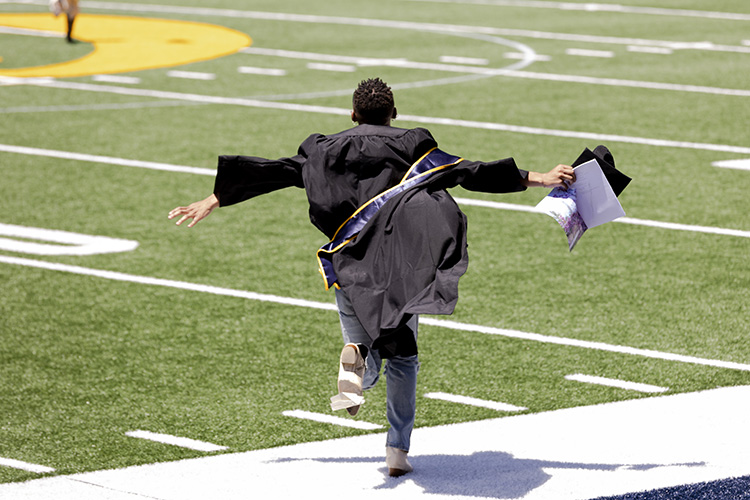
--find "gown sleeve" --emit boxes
[213,152,306,207]
[431,157,529,194]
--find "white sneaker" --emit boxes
[333,343,366,416]
[386,446,413,477]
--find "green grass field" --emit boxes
[1,0,749,485]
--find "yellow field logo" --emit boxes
[0,13,251,78]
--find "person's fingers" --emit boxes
[175,214,192,226]
[168,206,187,219]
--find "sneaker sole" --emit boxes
[339,344,363,416]
[388,468,410,477]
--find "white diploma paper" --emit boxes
[535,159,626,250]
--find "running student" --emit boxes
[168,77,576,477]
[49,0,79,43]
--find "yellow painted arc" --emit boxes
[0,13,252,78]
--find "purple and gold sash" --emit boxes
[316,148,463,290]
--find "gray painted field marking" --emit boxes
[2,255,749,373]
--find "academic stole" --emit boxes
[316,148,464,290]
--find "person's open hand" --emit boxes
[168,194,219,228]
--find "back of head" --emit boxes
[352,78,395,125]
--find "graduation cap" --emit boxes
[572,145,631,197]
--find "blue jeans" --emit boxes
[335,287,419,452]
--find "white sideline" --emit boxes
[2,254,749,373]
[1,386,749,499]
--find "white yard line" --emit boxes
[0,25,62,37]
[1,143,748,239]
[0,457,55,474]
[452,198,750,239]
[2,386,750,499]
[91,75,142,85]
[0,255,338,312]
[166,70,216,81]
[306,62,356,73]
[439,55,489,65]
[493,70,750,97]
[420,317,750,372]
[7,79,750,153]
[237,66,287,77]
[627,45,673,55]
[565,374,669,393]
[125,430,228,452]
[32,1,750,55]
[406,0,750,22]
[240,47,750,97]
[282,410,383,430]
[2,255,749,373]
[0,101,189,114]
[0,143,216,176]
[712,158,750,171]
[242,47,410,66]
[424,392,527,411]
[565,48,614,58]
[0,223,139,256]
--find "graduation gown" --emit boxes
[213,125,528,353]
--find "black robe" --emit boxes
[213,125,528,353]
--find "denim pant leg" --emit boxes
[383,348,419,452]
[335,288,381,390]
[335,288,419,452]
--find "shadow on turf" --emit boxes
[273,451,704,498]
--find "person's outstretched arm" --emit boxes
[522,164,575,189]
[168,193,219,228]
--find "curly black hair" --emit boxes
[352,77,395,125]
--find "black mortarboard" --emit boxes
[572,145,631,197]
